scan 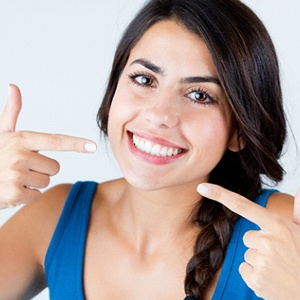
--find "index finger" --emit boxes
[18,131,97,153]
[197,183,274,230]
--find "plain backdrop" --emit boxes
[0,1,299,299]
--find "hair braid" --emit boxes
[185,199,239,299]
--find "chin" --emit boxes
[126,176,165,191]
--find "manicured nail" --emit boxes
[197,183,209,196]
[84,142,97,153]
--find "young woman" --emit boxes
[0,0,299,299]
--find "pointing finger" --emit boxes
[0,84,22,133]
[8,131,97,153]
[197,183,275,230]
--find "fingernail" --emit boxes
[84,142,97,153]
[197,183,209,196]
[8,83,11,95]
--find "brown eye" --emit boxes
[190,91,207,102]
[193,91,207,102]
[186,89,217,106]
[135,75,155,87]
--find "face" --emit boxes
[107,20,237,192]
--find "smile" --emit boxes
[132,133,184,157]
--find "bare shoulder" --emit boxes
[266,191,294,220]
[3,183,72,227]
[39,183,72,219]
[34,184,73,236]
[1,184,73,261]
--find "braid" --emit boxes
[185,200,239,299]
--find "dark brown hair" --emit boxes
[97,0,286,298]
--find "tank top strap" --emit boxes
[254,188,278,207]
[45,181,98,299]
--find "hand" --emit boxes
[0,84,97,209]
[197,183,300,300]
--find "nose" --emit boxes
[144,94,180,128]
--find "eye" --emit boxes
[186,88,217,105]
[189,91,208,102]
[128,72,156,88]
[136,75,154,86]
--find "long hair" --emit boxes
[97,0,286,298]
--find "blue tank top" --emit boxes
[45,181,277,299]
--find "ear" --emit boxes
[228,130,245,152]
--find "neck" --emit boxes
[113,180,202,256]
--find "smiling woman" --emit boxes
[0,1,300,300]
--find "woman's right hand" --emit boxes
[0,84,97,209]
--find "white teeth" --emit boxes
[132,134,182,157]
[151,144,161,156]
[160,147,168,156]
[144,141,152,154]
[167,148,174,156]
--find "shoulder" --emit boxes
[1,184,73,263]
[2,183,73,230]
[36,183,73,230]
[266,191,294,220]
[27,183,73,228]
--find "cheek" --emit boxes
[107,84,137,139]
[107,97,125,158]
[185,111,233,151]
[108,84,127,123]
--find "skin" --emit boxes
[0,20,297,299]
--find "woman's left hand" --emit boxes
[197,183,300,300]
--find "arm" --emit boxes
[0,84,96,297]
[0,184,72,299]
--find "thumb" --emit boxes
[293,188,300,225]
[0,84,22,132]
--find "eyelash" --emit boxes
[128,72,217,106]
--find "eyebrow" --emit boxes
[181,76,221,86]
[130,58,221,86]
[130,59,164,75]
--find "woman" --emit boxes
[0,0,299,299]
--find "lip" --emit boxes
[127,131,188,165]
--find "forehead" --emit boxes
[128,20,217,77]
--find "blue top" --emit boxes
[45,181,277,299]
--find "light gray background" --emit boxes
[0,1,299,299]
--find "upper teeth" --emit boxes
[132,134,182,157]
